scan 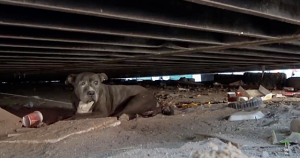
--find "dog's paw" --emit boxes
[119,114,130,121]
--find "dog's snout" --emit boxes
[87,91,95,96]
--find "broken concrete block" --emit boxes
[0,108,21,124]
[291,119,300,133]
[191,141,255,158]
[262,151,269,158]
[0,117,120,144]
[0,108,22,135]
[272,131,300,144]
[228,111,264,121]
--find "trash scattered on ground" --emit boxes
[275,94,286,98]
[182,103,201,108]
[228,111,265,121]
[22,111,43,128]
[284,91,300,97]
[179,101,211,109]
[238,85,272,101]
[227,92,238,102]
[77,101,94,114]
[227,85,271,105]
[272,89,300,97]
[238,97,248,101]
[190,142,254,158]
[272,131,300,144]
[178,87,189,92]
[290,119,300,133]
[228,97,263,109]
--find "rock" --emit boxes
[262,151,269,158]
[191,142,255,158]
[291,119,300,133]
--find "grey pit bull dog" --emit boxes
[65,72,174,120]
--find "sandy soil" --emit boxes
[0,83,299,158]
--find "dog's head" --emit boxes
[65,72,108,103]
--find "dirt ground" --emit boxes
[0,83,300,158]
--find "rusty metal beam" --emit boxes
[1,47,299,63]
[3,38,300,57]
[1,3,300,50]
[30,34,300,72]
[185,0,300,26]
[0,26,166,48]
[0,0,299,45]
[0,0,299,78]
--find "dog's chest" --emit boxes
[77,101,94,114]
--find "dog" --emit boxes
[65,72,174,120]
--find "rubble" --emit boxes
[238,85,272,101]
[290,119,300,133]
[0,108,22,135]
[4,78,300,157]
[190,142,255,158]
[272,131,300,144]
[0,117,120,144]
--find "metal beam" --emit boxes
[31,34,300,72]
[1,3,300,49]
[1,48,299,63]
[0,0,299,44]
[185,0,300,26]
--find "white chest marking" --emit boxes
[77,101,94,114]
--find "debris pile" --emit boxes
[190,142,255,158]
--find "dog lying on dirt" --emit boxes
[65,72,174,120]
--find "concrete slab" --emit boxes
[0,117,120,144]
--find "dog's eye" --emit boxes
[94,81,98,85]
[81,82,85,85]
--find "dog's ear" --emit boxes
[98,73,108,82]
[65,74,77,85]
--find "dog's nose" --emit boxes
[87,91,95,96]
